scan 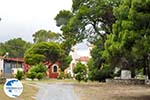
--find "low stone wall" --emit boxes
[106,79,145,85]
[0,77,6,84]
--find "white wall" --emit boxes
[0,58,4,70]
[0,58,4,76]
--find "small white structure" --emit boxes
[66,45,79,77]
[0,57,24,77]
[121,70,131,79]
[0,57,4,76]
[65,42,91,77]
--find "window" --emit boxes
[53,66,57,73]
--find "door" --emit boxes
[4,62,11,77]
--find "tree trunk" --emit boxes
[131,68,135,78]
[143,55,147,76]
[147,55,150,80]
[144,55,150,80]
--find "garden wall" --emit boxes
[106,79,145,85]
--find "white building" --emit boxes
[0,57,24,77]
[65,42,92,77]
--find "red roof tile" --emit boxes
[78,56,89,62]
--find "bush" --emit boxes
[30,63,47,73]
[27,63,47,80]
[27,72,36,80]
[88,63,114,82]
[75,73,82,82]
[73,62,87,82]
[57,72,65,79]
[65,73,72,79]
[37,73,44,80]
[16,70,24,80]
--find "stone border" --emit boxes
[106,79,145,85]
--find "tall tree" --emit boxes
[0,38,32,58]
[24,42,62,65]
[72,0,120,43]
[32,29,59,43]
[55,10,80,55]
[55,0,120,55]
[103,0,150,78]
[24,42,72,71]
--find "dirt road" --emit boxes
[35,83,78,100]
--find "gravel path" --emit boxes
[35,83,78,100]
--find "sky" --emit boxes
[0,0,90,56]
[0,0,72,43]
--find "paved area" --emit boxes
[35,83,78,100]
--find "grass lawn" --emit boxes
[0,81,38,100]
[74,82,150,100]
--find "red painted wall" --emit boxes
[48,62,60,78]
[49,69,58,78]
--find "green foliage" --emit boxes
[16,70,24,80]
[27,71,36,80]
[57,72,65,79]
[75,73,82,82]
[71,0,120,43]
[24,42,62,65]
[27,63,47,80]
[54,0,120,82]
[88,59,114,82]
[24,42,71,71]
[103,0,150,79]
[0,38,32,57]
[65,73,72,79]
[55,10,73,27]
[73,62,87,82]
[98,64,114,82]
[90,39,105,68]
[36,73,44,80]
[30,63,47,73]
[32,29,59,43]
[60,55,72,71]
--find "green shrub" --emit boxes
[75,73,82,82]
[73,62,87,82]
[27,72,36,80]
[88,64,114,82]
[65,73,72,79]
[37,73,44,80]
[16,70,24,80]
[27,63,48,80]
[58,72,65,79]
[30,63,47,73]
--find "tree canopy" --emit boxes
[55,0,120,56]
[24,42,72,71]
[0,38,32,58]
[55,0,150,80]
[32,29,59,43]
[24,42,62,65]
[103,0,150,78]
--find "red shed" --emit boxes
[44,61,60,78]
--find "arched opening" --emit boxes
[53,66,57,73]
[51,64,59,73]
